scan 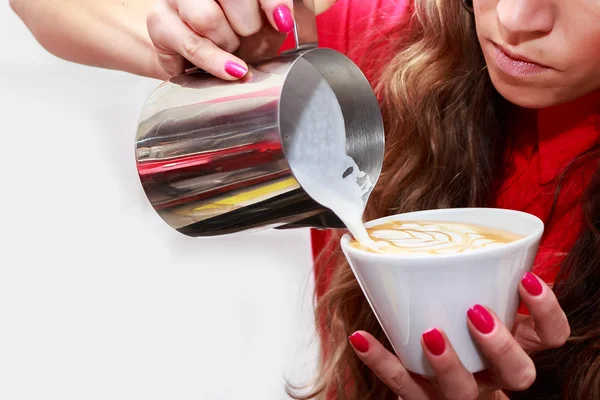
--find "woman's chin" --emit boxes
[492,81,561,109]
[488,72,587,109]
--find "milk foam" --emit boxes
[285,77,373,244]
[353,221,521,255]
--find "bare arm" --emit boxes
[10,0,168,79]
[10,0,337,80]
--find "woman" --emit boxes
[11,0,600,399]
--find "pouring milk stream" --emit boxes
[134,5,386,237]
[284,75,374,244]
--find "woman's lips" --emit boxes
[491,42,551,77]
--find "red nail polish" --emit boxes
[273,5,294,33]
[224,61,247,78]
[422,328,445,356]
[521,272,543,296]
[468,305,495,334]
[349,332,369,353]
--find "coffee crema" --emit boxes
[350,221,522,255]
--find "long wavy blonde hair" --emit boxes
[289,0,600,399]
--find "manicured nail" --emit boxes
[422,328,445,356]
[468,304,495,334]
[521,272,543,296]
[273,5,294,33]
[224,61,247,78]
[348,332,369,353]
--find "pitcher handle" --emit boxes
[290,0,319,51]
[184,0,318,74]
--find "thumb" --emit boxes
[348,331,429,399]
[235,18,287,63]
[311,0,338,15]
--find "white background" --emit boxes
[0,3,319,399]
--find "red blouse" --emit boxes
[301,0,600,296]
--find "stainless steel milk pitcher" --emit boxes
[134,0,384,237]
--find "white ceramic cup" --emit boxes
[340,207,544,376]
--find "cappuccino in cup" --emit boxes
[340,208,544,376]
[350,221,522,255]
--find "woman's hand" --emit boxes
[348,272,570,400]
[146,0,337,78]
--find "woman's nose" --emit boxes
[496,0,555,44]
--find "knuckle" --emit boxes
[225,37,241,53]
[536,300,557,319]
[509,363,537,391]
[183,33,207,60]
[433,358,457,377]
[156,51,180,70]
[183,6,221,32]
[379,365,410,395]
[238,21,262,37]
[546,326,570,348]
[489,336,514,358]
[542,313,571,349]
[146,5,164,35]
[388,372,410,395]
[147,2,174,46]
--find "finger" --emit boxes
[219,0,263,37]
[147,1,189,76]
[519,272,571,348]
[421,328,481,399]
[467,305,537,392]
[176,0,240,53]
[511,314,543,352]
[259,0,295,33]
[348,331,430,399]
[473,371,502,394]
[310,0,338,15]
[151,7,248,80]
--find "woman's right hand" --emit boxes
[348,272,570,400]
[146,0,337,79]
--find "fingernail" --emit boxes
[422,328,445,356]
[273,5,294,33]
[521,272,543,296]
[348,332,369,353]
[468,304,495,334]
[224,61,247,78]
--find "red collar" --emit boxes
[536,90,600,185]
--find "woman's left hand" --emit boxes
[348,272,571,400]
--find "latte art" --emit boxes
[350,221,522,255]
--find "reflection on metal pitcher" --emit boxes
[134,0,384,237]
